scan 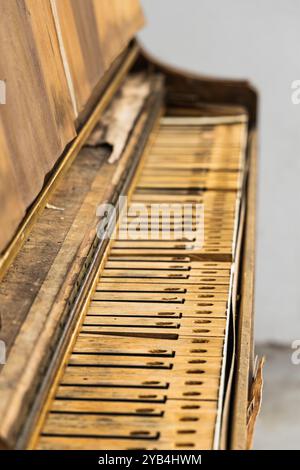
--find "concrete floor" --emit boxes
[254,343,300,449]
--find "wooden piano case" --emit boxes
[0,1,261,450]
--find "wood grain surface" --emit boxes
[0,0,144,254]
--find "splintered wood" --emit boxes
[34,113,248,450]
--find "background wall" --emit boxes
[139,0,300,344]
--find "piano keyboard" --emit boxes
[32,113,248,450]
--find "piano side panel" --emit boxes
[231,130,258,449]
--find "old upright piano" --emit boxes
[0,0,262,450]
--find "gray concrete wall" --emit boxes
[139,0,300,343]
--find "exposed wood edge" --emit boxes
[0,42,140,282]
[230,130,257,449]
[246,356,265,449]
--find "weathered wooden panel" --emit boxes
[0,0,76,252]
[0,0,144,254]
[0,122,23,253]
[54,0,144,114]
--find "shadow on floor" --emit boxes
[254,342,300,449]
